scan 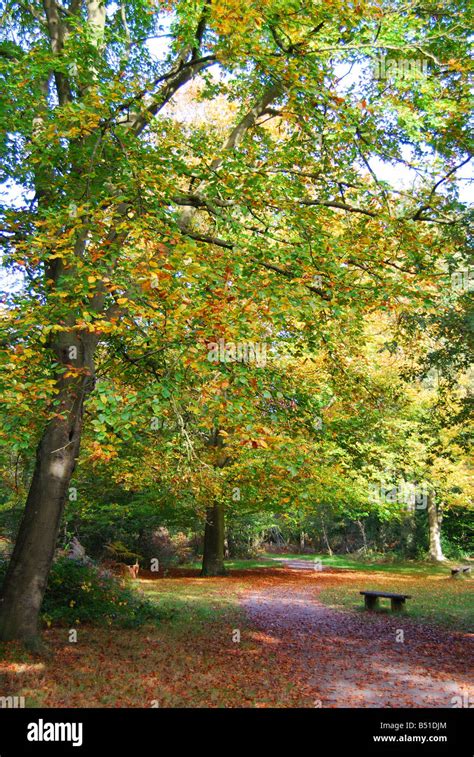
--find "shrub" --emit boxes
[0,556,164,629]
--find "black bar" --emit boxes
[0,708,471,755]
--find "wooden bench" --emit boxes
[451,566,471,577]
[360,590,412,612]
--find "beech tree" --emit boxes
[0,0,471,645]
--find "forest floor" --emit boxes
[0,563,472,707]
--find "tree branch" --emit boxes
[299,199,377,217]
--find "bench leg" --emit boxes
[365,596,378,611]
[391,598,404,612]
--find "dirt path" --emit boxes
[241,569,474,708]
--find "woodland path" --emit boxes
[241,568,474,708]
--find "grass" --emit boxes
[180,556,280,571]
[262,551,468,575]
[138,575,246,636]
[319,578,473,632]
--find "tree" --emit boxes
[0,0,221,644]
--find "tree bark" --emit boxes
[357,519,368,553]
[321,517,333,556]
[299,530,305,551]
[427,494,445,562]
[0,335,95,646]
[201,503,226,577]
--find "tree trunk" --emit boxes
[201,427,228,577]
[427,495,445,562]
[299,530,305,551]
[201,503,226,577]
[321,517,333,556]
[0,335,95,647]
[357,519,368,553]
